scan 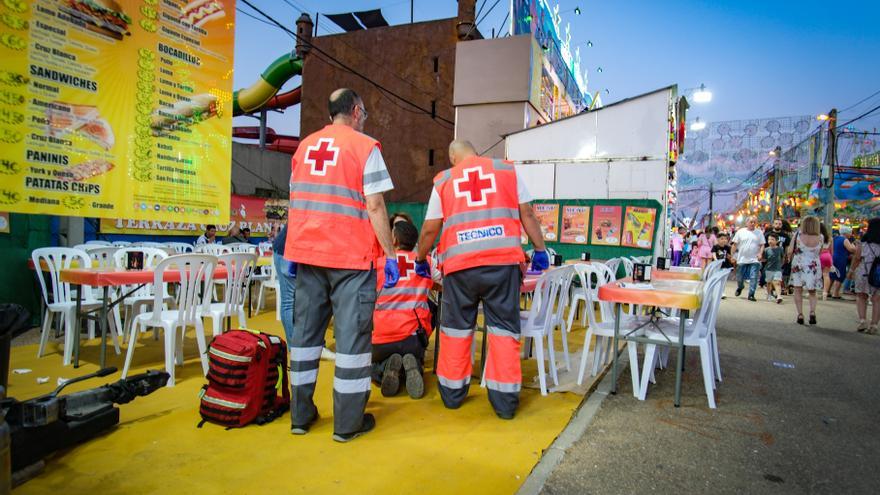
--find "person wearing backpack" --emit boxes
[849,217,880,334]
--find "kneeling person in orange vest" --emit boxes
[372,221,439,398]
[415,140,549,420]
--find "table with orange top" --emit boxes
[598,277,703,407]
[60,266,229,368]
[652,268,702,282]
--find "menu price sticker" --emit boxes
[0,0,234,223]
[621,206,657,249]
[560,205,590,244]
[533,203,559,242]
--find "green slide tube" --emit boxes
[233,54,303,116]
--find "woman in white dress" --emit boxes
[787,216,824,325]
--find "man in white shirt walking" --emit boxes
[731,216,765,301]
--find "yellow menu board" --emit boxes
[621,206,657,249]
[0,0,234,223]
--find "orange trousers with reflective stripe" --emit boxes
[437,265,522,416]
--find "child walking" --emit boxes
[764,233,784,304]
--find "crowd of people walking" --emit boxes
[669,215,873,333]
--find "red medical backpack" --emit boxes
[199,329,289,428]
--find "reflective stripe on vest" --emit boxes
[289,199,369,220]
[444,207,519,228]
[434,156,524,274]
[290,181,365,202]
[374,300,429,311]
[379,287,431,297]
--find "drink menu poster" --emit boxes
[621,206,657,249]
[533,203,559,242]
[590,205,622,246]
[0,0,234,223]
[560,205,589,244]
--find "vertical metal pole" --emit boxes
[410,0,414,23]
[73,285,82,368]
[314,13,319,36]
[824,109,837,228]
[259,109,267,150]
[99,286,109,368]
[610,303,621,395]
[771,146,781,222]
[708,183,714,228]
[673,309,687,407]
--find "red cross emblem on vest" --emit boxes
[397,254,415,280]
[304,138,339,176]
[453,166,496,207]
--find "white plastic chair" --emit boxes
[122,254,217,386]
[517,266,574,395]
[566,263,616,333]
[196,244,231,299]
[85,247,123,346]
[702,258,724,281]
[32,248,120,365]
[225,242,257,254]
[637,270,730,408]
[165,242,194,254]
[112,247,171,341]
[73,243,105,252]
[111,241,132,248]
[199,252,257,336]
[254,263,280,318]
[574,265,645,391]
[131,241,167,248]
[85,240,112,246]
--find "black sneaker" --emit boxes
[380,354,403,397]
[748,295,757,301]
[333,413,376,443]
[402,354,424,399]
[291,410,319,435]
[496,410,515,420]
[735,288,742,297]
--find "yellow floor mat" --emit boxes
[10,308,588,495]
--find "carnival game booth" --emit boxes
[505,87,684,261]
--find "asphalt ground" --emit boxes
[540,283,880,494]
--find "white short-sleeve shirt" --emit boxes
[424,167,532,220]
[363,147,394,195]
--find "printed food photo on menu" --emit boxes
[61,0,132,40]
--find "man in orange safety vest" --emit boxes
[415,140,548,419]
[285,88,399,442]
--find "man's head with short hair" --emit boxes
[746,216,758,230]
[392,221,418,251]
[767,232,778,245]
[206,225,217,238]
[242,227,251,239]
[448,139,477,166]
[773,218,782,230]
[329,88,367,132]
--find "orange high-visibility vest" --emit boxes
[434,156,524,275]
[372,250,433,345]
[285,124,381,270]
